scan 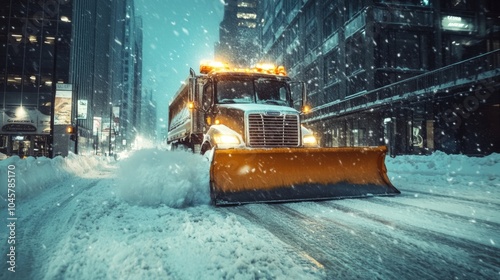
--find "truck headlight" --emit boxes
[215,134,240,144]
[303,135,317,145]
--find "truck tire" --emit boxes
[200,142,212,155]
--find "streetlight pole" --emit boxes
[74,86,79,155]
[108,102,112,156]
[49,37,59,158]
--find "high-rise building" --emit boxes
[109,0,143,153]
[0,0,143,158]
[215,0,260,66]
[69,1,114,156]
[259,0,500,155]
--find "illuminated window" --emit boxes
[44,36,55,45]
[60,15,71,22]
[238,1,256,8]
[237,12,257,20]
[238,21,257,28]
[11,34,22,42]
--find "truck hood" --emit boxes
[219,103,299,114]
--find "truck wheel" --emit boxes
[200,142,211,155]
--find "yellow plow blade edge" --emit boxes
[209,146,400,206]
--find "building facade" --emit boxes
[0,0,143,158]
[258,0,499,155]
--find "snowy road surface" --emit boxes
[1,149,499,279]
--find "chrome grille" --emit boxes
[247,113,300,147]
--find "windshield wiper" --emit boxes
[263,100,283,105]
[219,99,235,104]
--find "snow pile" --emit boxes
[386,152,500,199]
[386,151,499,179]
[114,149,211,207]
[0,154,110,199]
[386,151,499,183]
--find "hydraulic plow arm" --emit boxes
[209,146,400,206]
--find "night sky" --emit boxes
[135,0,224,131]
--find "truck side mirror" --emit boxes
[188,68,197,109]
[202,81,214,112]
[300,82,310,114]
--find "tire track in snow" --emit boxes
[274,203,461,279]
[228,204,434,279]
[226,205,346,279]
[313,200,500,278]
[368,196,500,229]
[398,188,500,208]
[229,199,500,279]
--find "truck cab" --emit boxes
[167,62,317,154]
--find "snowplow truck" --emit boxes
[167,61,399,205]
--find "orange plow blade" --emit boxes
[209,146,400,206]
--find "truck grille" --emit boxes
[247,113,300,147]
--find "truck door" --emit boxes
[202,81,214,128]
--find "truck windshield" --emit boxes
[216,78,290,106]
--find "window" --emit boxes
[324,83,341,103]
[237,12,256,20]
[441,0,474,11]
[345,32,365,76]
[346,0,362,19]
[305,24,317,53]
[305,64,319,94]
[305,64,321,106]
[238,1,257,8]
[238,21,256,28]
[215,78,291,106]
[323,2,340,38]
[324,48,341,86]
[216,79,253,103]
[304,0,316,23]
[376,31,430,70]
[255,80,290,106]
[347,72,367,96]
[374,0,430,7]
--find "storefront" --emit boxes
[0,135,49,158]
[0,107,51,157]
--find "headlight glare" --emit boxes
[303,135,317,145]
[215,134,240,144]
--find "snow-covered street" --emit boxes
[1,149,499,279]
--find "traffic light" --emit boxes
[66,125,75,134]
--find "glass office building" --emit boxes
[0,0,73,157]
